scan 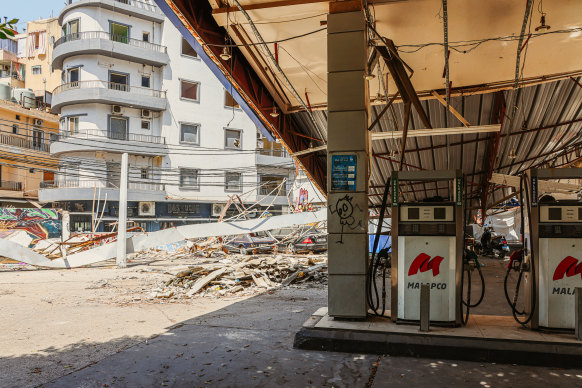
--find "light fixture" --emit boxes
[372,92,386,105]
[508,149,517,159]
[535,14,551,32]
[270,106,279,118]
[364,71,375,80]
[390,149,398,158]
[220,47,231,61]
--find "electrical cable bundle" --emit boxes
[367,178,391,316]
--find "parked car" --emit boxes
[270,227,328,253]
[224,232,277,254]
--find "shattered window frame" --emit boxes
[179,168,200,190]
[224,128,242,150]
[225,172,242,192]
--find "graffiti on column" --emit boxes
[328,194,363,244]
[0,208,61,243]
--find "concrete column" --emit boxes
[327,10,369,318]
[116,152,128,268]
[61,210,70,258]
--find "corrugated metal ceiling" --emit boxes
[292,77,582,211]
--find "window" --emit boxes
[109,71,129,91]
[106,162,121,188]
[180,123,199,145]
[32,129,44,151]
[141,120,150,130]
[109,116,128,140]
[68,117,79,134]
[180,168,199,189]
[67,67,79,84]
[225,172,242,192]
[110,22,129,44]
[225,90,240,109]
[15,115,20,121]
[141,75,150,88]
[64,19,79,38]
[224,129,241,149]
[142,32,150,42]
[180,80,199,101]
[12,124,17,134]
[259,175,286,196]
[181,37,197,58]
[32,65,42,75]
[49,133,59,143]
[140,167,150,180]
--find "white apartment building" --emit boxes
[38,0,295,232]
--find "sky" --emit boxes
[2,0,65,30]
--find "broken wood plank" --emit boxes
[431,90,471,127]
[186,268,227,297]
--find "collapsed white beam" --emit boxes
[0,209,327,269]
[291,144,327,157]
[371,124,501,141]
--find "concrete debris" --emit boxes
[155,253,328,299]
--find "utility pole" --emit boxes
[116,152,128,268]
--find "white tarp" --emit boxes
[0,209,326,269]
[470,207,521,243]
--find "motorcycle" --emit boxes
[475,226,510,259]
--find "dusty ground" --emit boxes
[1,255,582,387]
[0,255,257,387]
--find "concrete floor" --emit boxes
[3,257,582,387]
[35,285,582,388]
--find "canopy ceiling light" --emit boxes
[220,47,231,60]
[270,106,279,117]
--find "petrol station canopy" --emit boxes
[155,0,582,214]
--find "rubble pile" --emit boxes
[150,253,327,299]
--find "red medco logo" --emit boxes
[408,253,444,277]
[553,256,582,281]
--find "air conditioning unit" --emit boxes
[33,119,43,126]
[138,201,155,216]
[111,105,123,115]
[212,203,226,217]
[141,109,151,118]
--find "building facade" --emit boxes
[15,18,63,106]
[0,98,59,206]
[39,0,295,232]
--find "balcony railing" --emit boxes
[258,146,289,158]
[0,132,51,152]
[57,128,166,145]
[53,80,166,98]
[0,180,23,191]
[54,31,167,53]
[40,179,164,191]
[64,0,162,14]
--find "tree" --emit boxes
[0,19,18,40]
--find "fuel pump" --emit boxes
[505,168,582,330]
[384,170,465,325]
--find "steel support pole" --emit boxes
[116,152,128,268]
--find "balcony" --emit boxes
[49,128,168,156]
[59,0,164,24]
[0,131,51,153]
[256,144,294,166]
[39,179,165,202]
[0,180,23,192]
[51,80,167,114]
[52,31,169,70]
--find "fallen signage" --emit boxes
[0,209,326,269]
